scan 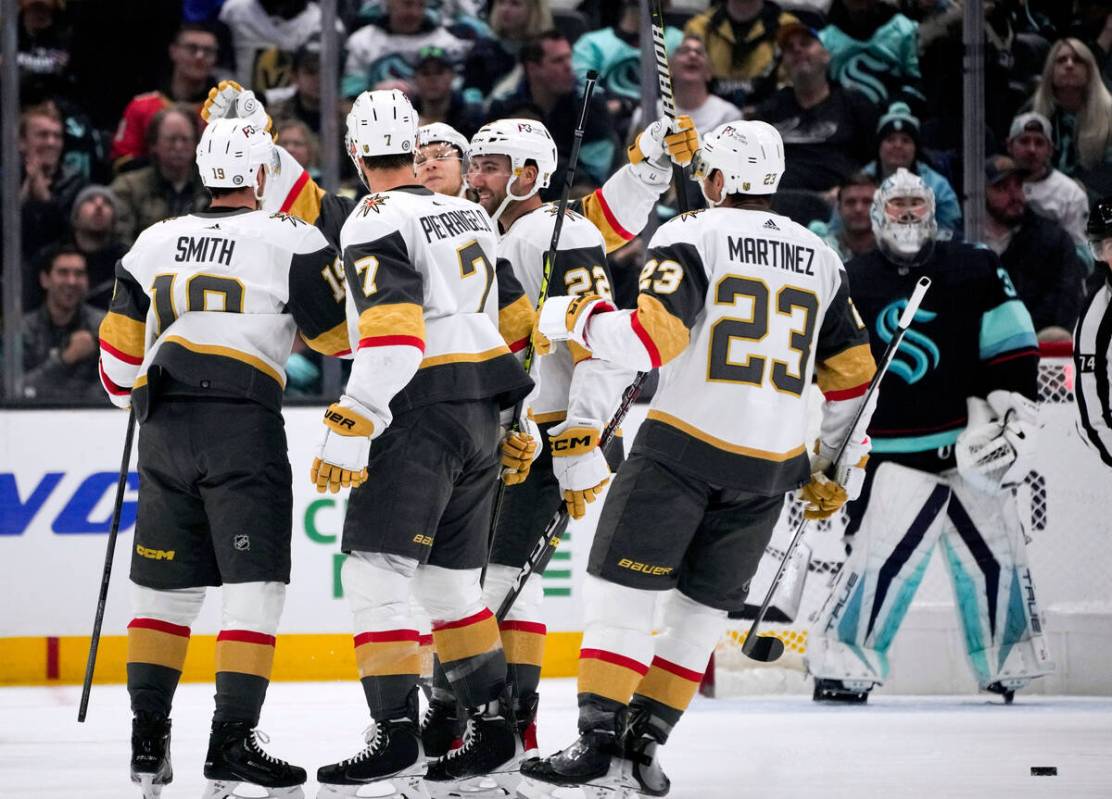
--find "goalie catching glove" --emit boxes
[312,399,385,494]
[549,416,610,519]
[955,389,1037,493]
[532,293,614,356]
[799,437,870,520]
[628,114,699,168]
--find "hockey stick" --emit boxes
[742,276,932,663]
[483,71,599,581]
[649,0,689,209]
[496,375,642,621]
[78,408,137,722]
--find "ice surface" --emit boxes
[2,678,1110,798]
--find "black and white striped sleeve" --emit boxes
[1073,280,1112,468]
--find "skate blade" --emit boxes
[135,774,164,799]
[202,778,305,799]
[423,771,520,797]
[317,775,424,798]
[515,776,636,799]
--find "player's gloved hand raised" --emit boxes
[628,115,699,168]
[549,416,610,519]
[202,80,243,122]
[800,438,870,520]
[501,412,542,486]
[533,293,615,356]
[312,399,382,494]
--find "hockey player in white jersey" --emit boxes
[309,89,535,798]
[98,118,348,799]
[415,122,470,197]
[805,168,1054,705]
[520,121,878,797]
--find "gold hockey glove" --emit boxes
[312,402,375,493]
[549,418,610,519]
[628,115,700,168]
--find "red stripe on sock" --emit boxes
[579,648,649,675]
[353,629,420,647]
[128,618,191,638]
[418,634,434,646]
[432,608,494,632]
[500,620,547,635]
[216,630,276,647]
[650,655,704,683]
[46,637,59,680]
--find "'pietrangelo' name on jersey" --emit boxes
[419,207,493,243]
[728,235,815,275]
[175,235,236,266]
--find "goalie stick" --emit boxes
[495,1,688,618]
[484,71,599,578]
[78,408,137,721]
[742,276,933,663]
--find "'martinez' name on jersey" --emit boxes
[340,186,532,418]
[582,207,876,494]
[98,208,346,419]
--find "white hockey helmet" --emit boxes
[196,118,279,194]
[346,89,418,161]
[870,167,938,264]
[690,120,785,204]
[417,122,470,159]
[470,118,557,190]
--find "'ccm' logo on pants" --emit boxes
[136,545,176,561]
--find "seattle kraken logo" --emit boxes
[876,301,939,384]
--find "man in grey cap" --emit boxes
[1007,111,1091,254]
[69,184,127,308]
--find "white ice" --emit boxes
[2,678,1110,799]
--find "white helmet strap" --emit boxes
[490,169,540,226]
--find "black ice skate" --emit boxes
[202,721,306,799]
[423,693,520,798]
[516,691,540,759]
[316,716,425,798]
[421,697,466,758]
[516,723,637,799]
[985,679,1026,704]
[624,706,669,797]
[131,712,172,799]
[813,678,872,704]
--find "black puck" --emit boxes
[1030,767,1058,776]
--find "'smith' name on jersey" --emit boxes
[728,235,815,275]
[419,208,493,243]
[175,235,236,266]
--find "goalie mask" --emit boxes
[196,118,280,200]
[690,120,785,207]
[871,168,938,267]
[468,118,558,223]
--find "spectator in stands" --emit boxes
[488,29,616,193]
[983,155,1087,342]
[810,171,879,262]
[267,36,324,134]
[110,23,220,172]
[1007,111,1091,253]
[17,0,72,87]
[19,103,86,275]
[630,35,742,140]
[1029,38,1112,196]
[21,245,105,402]
[572,0,683,127]
[863,102,961,236]
[683,0,800,109]
[411,46,485,140]
[820,0,922,113]
[343,0,467,98]
[752,23,877,196]
[110,108,208,245]
[219,0,339,93]
[463,0,551,100]
[276,119,320,178]
[68,186,128,309]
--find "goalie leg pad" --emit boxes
[807,463,950,685]
[940,476,1055,687]
[128,582,206,717]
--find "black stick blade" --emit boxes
[742,634,786,663]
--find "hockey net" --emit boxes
[701,346,1112,696]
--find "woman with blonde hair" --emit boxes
[464,0,553,99]
[1030,38,1112,180]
